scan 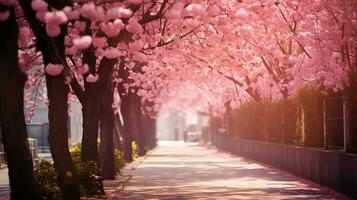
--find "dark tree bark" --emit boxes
[81,84,100,162]
[80,29,100,162]
[119,92,134,162]
[147,116,157,149]
[98,58,116,180]
[0,7,39,200]
[43,27,81,200]
[117,59,133,162]
[46,75,80,200]
[18,0,81,198]
[113,113,124,151]
[43,30,81,200]
[142,99,157,149]
[130,92,147,156]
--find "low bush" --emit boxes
[75,161,104,196]
[114,149,125,176]
[131,141,139,161]
[33,143,129,198]
[69,143,104,196]
[33,160,63,200]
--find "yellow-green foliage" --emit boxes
[33,160,63,200]
[75,161,104,196]
[69,143,81,164]
[131,141,139,160]
[69,143,104,197]
[114,149,126,175]
[231,87,325,146]
[295,86,324,147]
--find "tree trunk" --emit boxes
[46,75,81,200]
[130,92,147,156]
[144,116,157,149]
[17,0,81,198]
[98,58,116,180]
[81,85,100,162]
[0,7,38,199]
[44,24,81,200]
[99,110,115,179]
[119,92,134,162]
[43,31,81,200]
[80,19,100,162]
[113,113,124,151]
[117,58,133,162]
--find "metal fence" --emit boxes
[324,96,344,150]
[211,134,357,199]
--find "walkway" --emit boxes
[117,141,349,200]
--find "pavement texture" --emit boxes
[116,141,350,200]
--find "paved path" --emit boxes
[117,141,349,200]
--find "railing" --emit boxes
[211,134,357,199]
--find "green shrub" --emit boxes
[70,143,127,195]
[69,143,81,164]
[132,141,139,160]
[114,149,126,175]
[33,143,127,199]
[69,144,104,196]
[33,160,63,200]
[75,161,104,196]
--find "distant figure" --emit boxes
[183,131,187,143]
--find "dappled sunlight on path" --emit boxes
[116,141,349,200]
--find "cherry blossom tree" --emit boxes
[0,0,355,198]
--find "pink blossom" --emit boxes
[35,11,46,22]
[86,74,99,83]
[107,7,132,19]
[45,11,68,25]
[117,7,132,18]
[92,37,107,49]
[101,22,120,37]
[126,18,143,33]
[80,3,97,19]
[77,64,89,75]
[129,0,141,5]
[235,9,249,19]
[46,24,61,37]
[63,6,79,21]
[64,76,72,85]
[0,11,9,21]
[132,52,148,63]
[45,63,64,76]
[18,27,30,48]
[129,40,144,51]
[74,21,86,32]
[66,46,77,55]
[185,3,205,16]
[103,47,120,59]
[73,35,92,49]
[0,0,17,6]
[184,18,199,29]
[19,53,34,72]
[114,19,125,29]
[165,3,184,19]
[31,0,48,12]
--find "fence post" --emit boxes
[323,99,327,149]
[343,93,350,152]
